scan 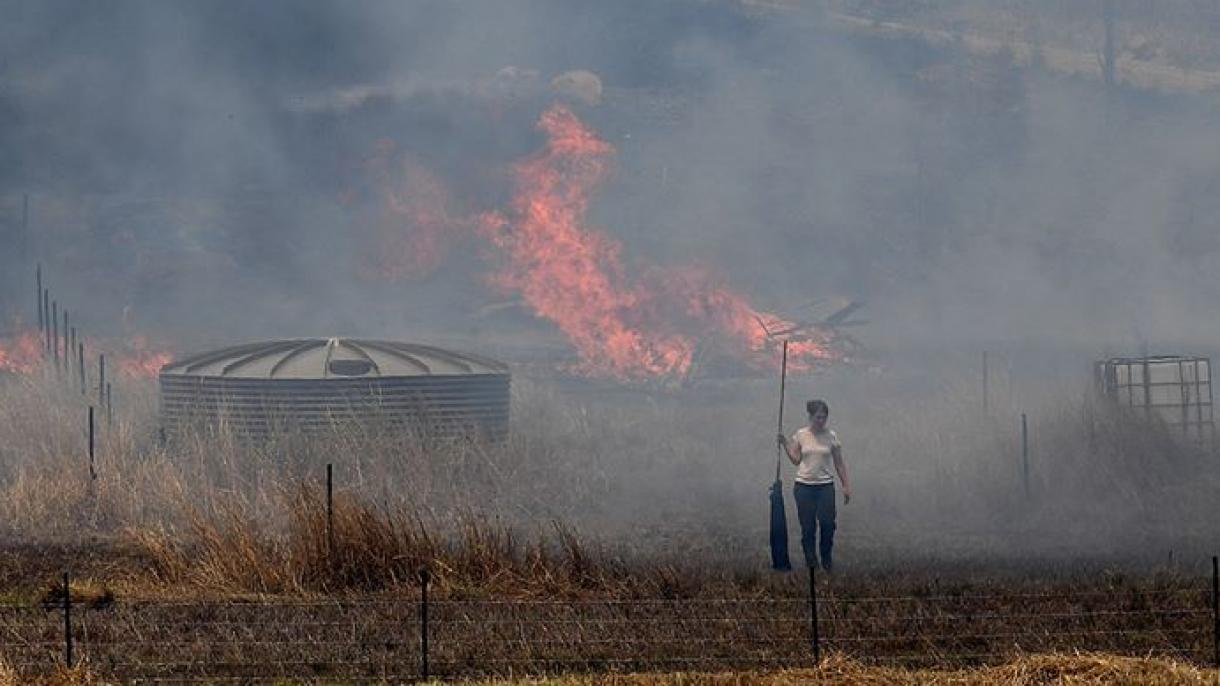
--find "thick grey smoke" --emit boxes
[4,0,1220,569]
[632,7,1220,354]
[3,0,1219,358]
[0,0,766,350]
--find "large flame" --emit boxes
[0,331,42,375]
[114,336,174,379]
[0,330,171,380]
[479,104,837,381]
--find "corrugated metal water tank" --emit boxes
[159,338,510,439]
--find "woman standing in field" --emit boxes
[777,399,851,572]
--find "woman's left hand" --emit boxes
[842,488,852,505]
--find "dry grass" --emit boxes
[2,354,1219,596]
[0,358,1215,668]
[1,653,1214,685]
[467,653,1218,685]
[129,489,639,597]
[1,356,1219,679]
[36,577,114,609]
[0,660,106,686]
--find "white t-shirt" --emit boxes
[791,426,841,485]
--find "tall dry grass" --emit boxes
[0,658,102,686]
[1,350,1218,596]
[3,652,1216,685]
[483,653,1218,685]
[130,488,646,597]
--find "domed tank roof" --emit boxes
[161,338,508,380]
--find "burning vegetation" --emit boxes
[357,103,845,383]
[0,327,171,381]
[0,331,40,375]
[478,104,839,381]
[113,336,174,379]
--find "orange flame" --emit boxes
[479,104,838,381]
[0,325,172,380]
[114,336,174,379]
[0,331,43,375]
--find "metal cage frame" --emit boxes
[1095,355,1215,443]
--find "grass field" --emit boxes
[0,353,1218,680]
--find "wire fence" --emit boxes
[0,565,1216,683]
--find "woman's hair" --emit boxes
[806,399,829,417]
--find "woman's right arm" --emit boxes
[777,434,802,465]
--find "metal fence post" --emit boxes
[420,568,430,681]
[52,301,58,368]
[808,566,820,663]
[62,571,72,668]
[88,407,96,481]
[77,342,85,395]
[982,350,989,413]
[1212,555,1218,668]
[1021,413,1030,497]
[36,264,43,335]
[326,463,334,561]
[43,290,50,353]
[98,354,105,409]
